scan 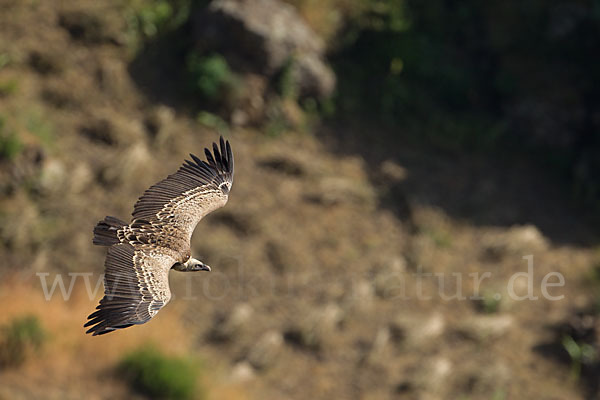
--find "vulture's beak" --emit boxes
[200,264,211,272]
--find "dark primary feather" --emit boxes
[132,136,234,222]
[84,243,167,336]
[93,216,127,246]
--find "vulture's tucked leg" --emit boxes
[173,258,211,272]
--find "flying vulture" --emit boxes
[85,137,234,335]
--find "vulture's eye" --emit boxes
[219,183,230,194]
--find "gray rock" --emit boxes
[290,53,335,99]
[39,159,66,195]
[380,160,408,182]
[363,327,391,365]
[344,278,375,313]
[451,359,511,396]
[193,0,335,98]
[373,256,407,300]
[229,361,256,383]
[209,303,254,342]
[69,163,94,194]
[246,330,284,370]
[480,224,548,260]
[413,356,453,399]
[456,315,514,341]
[284,303,343,351]
[390,312,446,346]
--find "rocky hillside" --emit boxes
[0,1,599,399]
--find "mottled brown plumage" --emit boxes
[85,137,234,336]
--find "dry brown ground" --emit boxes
[0,1,599,399]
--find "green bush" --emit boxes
[186,52,237,102]
[126,0,204,52]
[277,57,298,100]
[0,79,18,97]
[562,335,597,381]
[0,315,46,368]
[118,344,200,400]
[197,111,229,132]
[128,0,199,39]
[0,52,10,70]
[25,110,54,146]
[136,0,174,38]
[475,291,501,314]
[0,116,23,160]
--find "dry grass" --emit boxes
[0,275,200,399]
[0,275,255,400]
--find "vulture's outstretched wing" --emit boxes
[132,136,234,240]
[86,137,234,336]
[85,243,175,336]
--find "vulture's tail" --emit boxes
[93,216,127,246]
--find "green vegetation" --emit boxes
[476,291,501,314]
[134,0,174,38]
[0,52,10,70]
[421,226,452,248]
[197,111,229,132]
[0,315,47,368]
[492,389,507,400]
[125,0,200,52]
[263,102,290,137]
[186,52,237,102]
[0,79,18,97]
[0,116,23,161]
[118,344,201,400]
[125,0,600,210]
[264,114,289,137]
[561,335,596,381]
[331,0,599,155]
[0,110,54,161]
[25,110,54,147]
[332,0,506,151]
[278,57,298,100]
[127,0,196,39]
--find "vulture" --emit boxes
[85,136,234,335]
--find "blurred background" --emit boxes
[0,0,599,399]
